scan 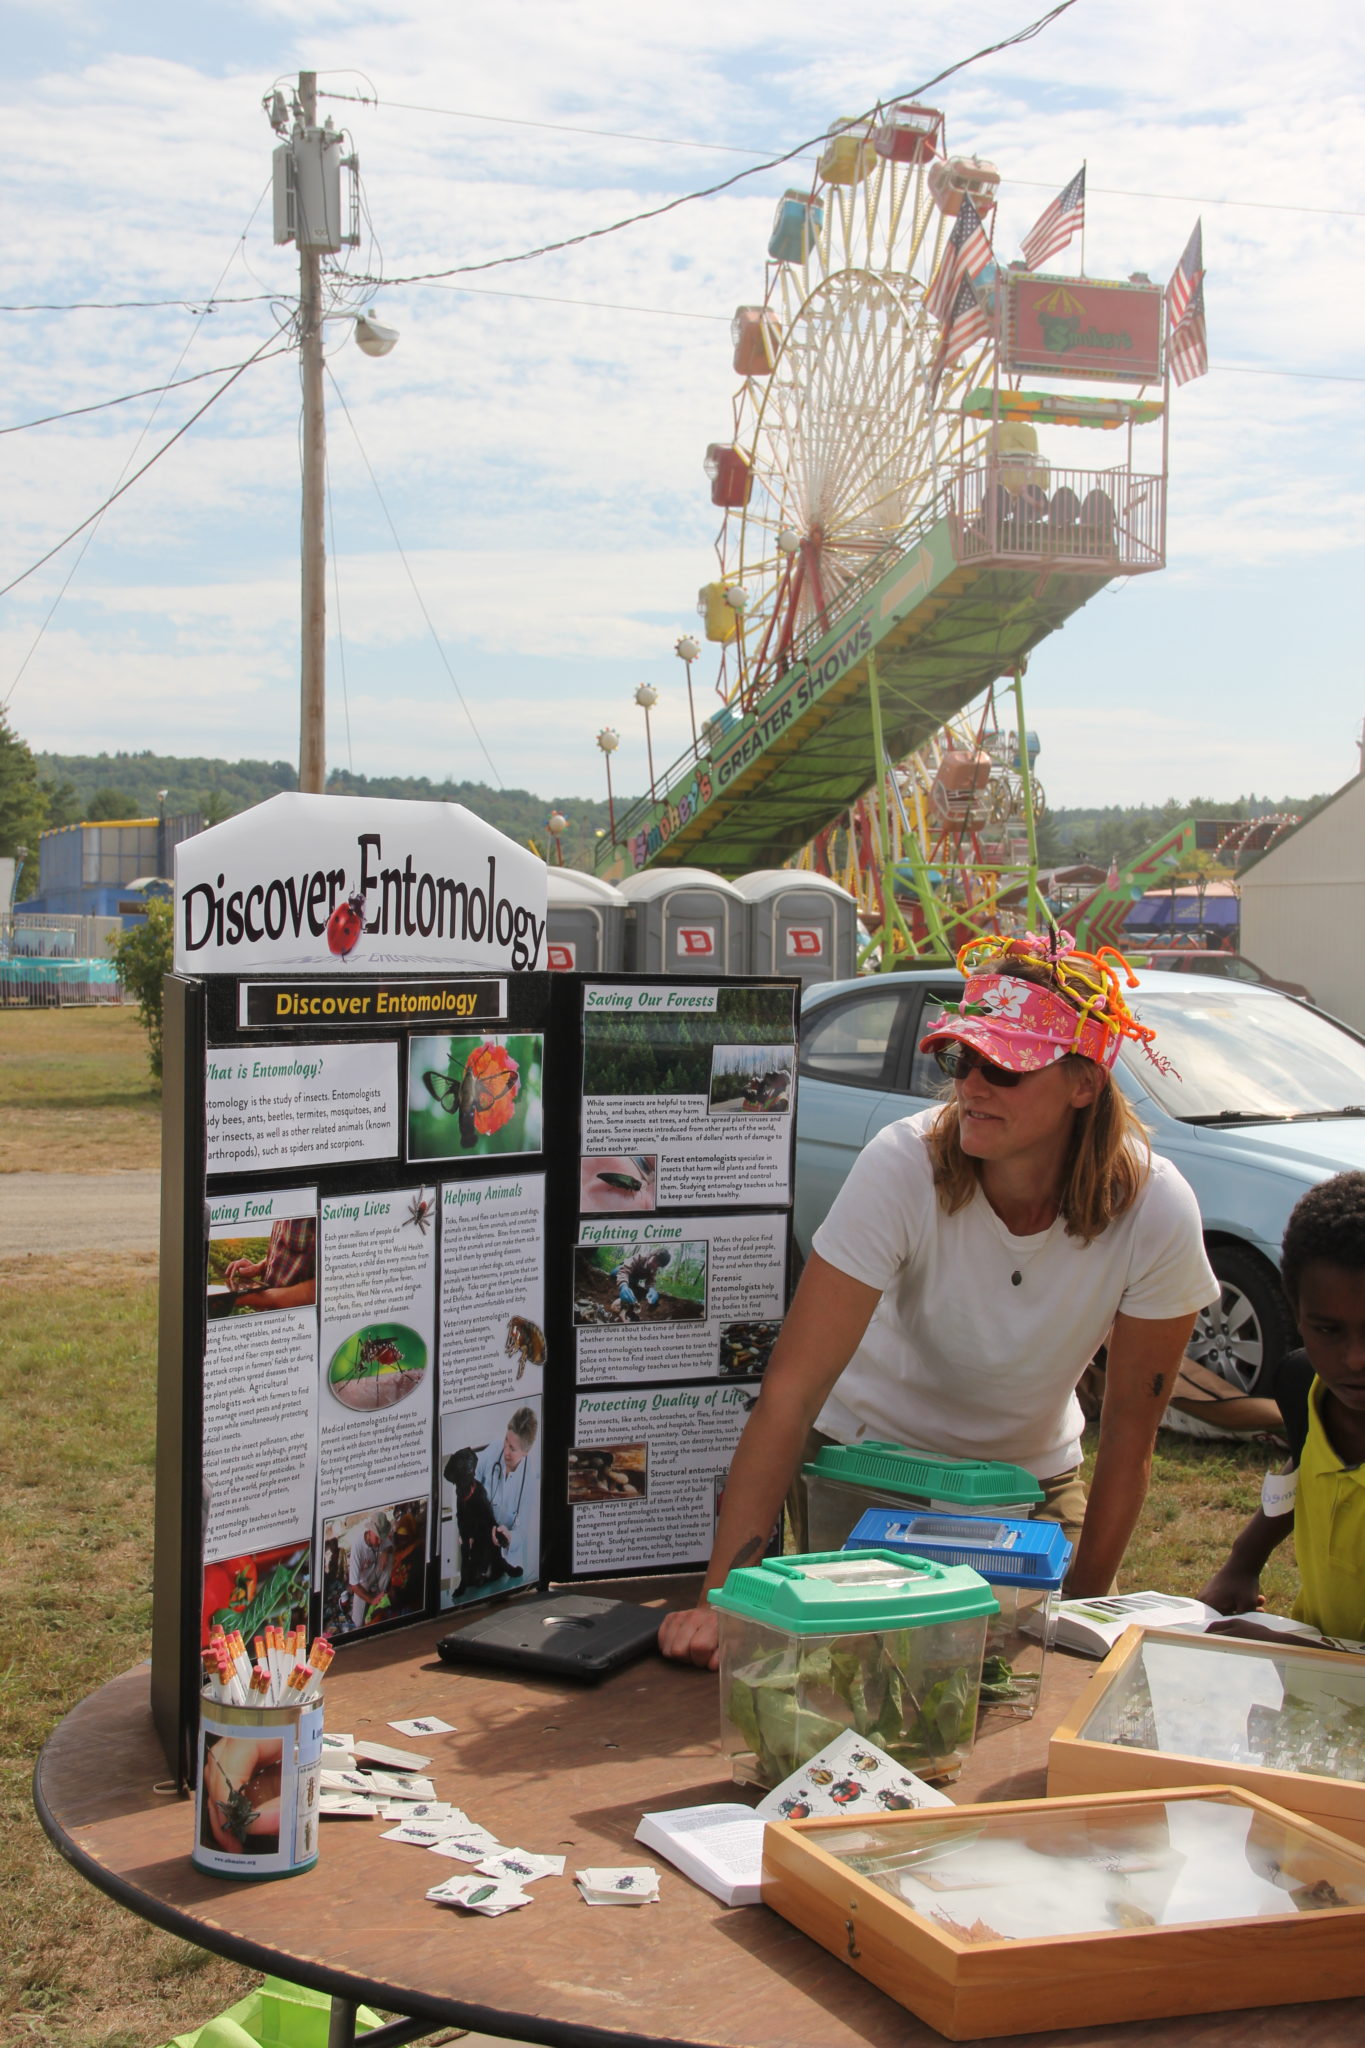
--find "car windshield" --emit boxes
[1122,990,1365,1121]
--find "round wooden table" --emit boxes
[33,1580,1365,2048]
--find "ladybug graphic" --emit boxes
[327,889,368,960]
[829,1780,862,1805]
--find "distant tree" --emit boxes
[0,711,50,901]
[200,790,234,826]
[39,778,83,829]
[110,900,174,1081]
[87,787,141,820]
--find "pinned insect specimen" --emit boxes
[404,1188,434,1234]
[424,1042,520,1147]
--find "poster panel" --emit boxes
[580,982,797,1207]
[205,1040,400,1175]
[316,1184,438,1636]
[573,1211,785,1385]
[438,1394,543,1611]
[568,1384,758,1574]
[201,1184,318,1646]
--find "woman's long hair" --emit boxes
[927,1059,1150,1244]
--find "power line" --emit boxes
[323,364,504,789]
[0,334,283,603]
[331,1,1087,289]
[0,291,283,313]
[317,88,1365,225]
[0,347,293,435]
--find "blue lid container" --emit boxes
[845,1508,1071,1590]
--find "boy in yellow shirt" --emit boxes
[1201,1173,1365,1642]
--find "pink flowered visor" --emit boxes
[918,971,1123,1074]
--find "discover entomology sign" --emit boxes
[174,794,549,976]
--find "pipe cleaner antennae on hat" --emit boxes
[951,931,1178,1077]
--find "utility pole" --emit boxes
[269,73,392,793]
[297,71,327,795]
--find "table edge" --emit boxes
[32,1683,712,2048]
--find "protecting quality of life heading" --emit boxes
[180,833,546,970]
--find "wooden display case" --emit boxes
[1048,1626,1365,1846]
[761,1785,1365,2040]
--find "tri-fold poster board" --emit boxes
[151,796,797,1779]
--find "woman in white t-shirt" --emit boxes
[660,931,1218,1669]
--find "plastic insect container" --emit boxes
[803,1441,1042,1554]
[708,1549,997,1789]
[1049,1625,1365,1848]
[731,305,781,377]
[768,189,823,264]
[872,102,944,164]
[845,1509,1071,1722]
[704,443,754,509]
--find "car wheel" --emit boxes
[1187,1244,1296,1398]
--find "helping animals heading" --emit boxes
[181,832,546,970]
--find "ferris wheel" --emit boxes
[705,106,1001,706]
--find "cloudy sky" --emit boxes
[1,0,1361,813]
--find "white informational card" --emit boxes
[202,1186,319,1565]
[439,1175,546,1407]
[573,1212,785,1386]
[316,1186,437,1636]
[205,1040,400,1176]
[579,982,796,1208]
[569,1384,754,1575]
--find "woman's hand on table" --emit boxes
[658,1602,720,1670]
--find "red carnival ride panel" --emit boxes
[1004,277,1163,384]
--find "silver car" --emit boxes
[796,969,1365,1395]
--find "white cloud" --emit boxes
[1,0,1362,815]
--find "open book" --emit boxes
[634,1728,952,1906]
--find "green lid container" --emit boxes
[708,1549,997,1634]
[803,1441,1043,1509]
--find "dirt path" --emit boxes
[0,1170,160,1256]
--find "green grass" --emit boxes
[0,1009,161,1173]
[0,1257,255,2048]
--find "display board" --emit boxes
[153,958,797,1780]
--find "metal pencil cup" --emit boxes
[193,1693,323,1880]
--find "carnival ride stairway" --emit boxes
[601,462,1164,880]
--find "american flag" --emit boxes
[1166,219,1208,386]
[1020,166,1085,271]
[930,271,991,393]
[926,196,993,324]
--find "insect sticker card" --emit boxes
[756,1731,956,1822]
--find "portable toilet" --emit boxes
[733,870,859,986]
[616,866,748,975]
[545,867,626,973]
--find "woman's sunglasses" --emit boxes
[933,1042,1027,1089]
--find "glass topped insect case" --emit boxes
[1047,1625,1365,1847]
[761,1786,1365,2040]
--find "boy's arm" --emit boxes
[1199,1500,1294,1614]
